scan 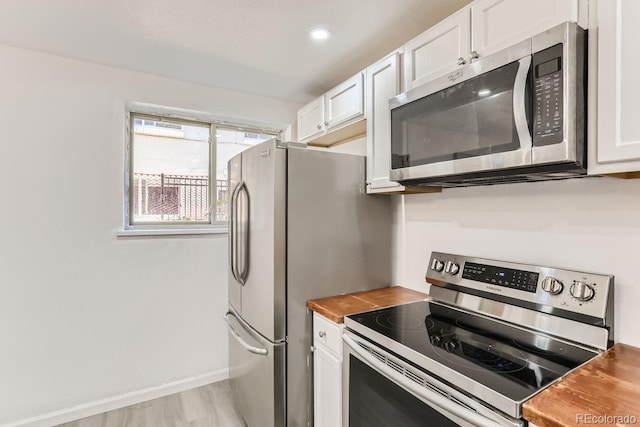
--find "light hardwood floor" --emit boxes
[58,380,246,427]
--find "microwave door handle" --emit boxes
[343,335,512,427]
[513,55,533,151]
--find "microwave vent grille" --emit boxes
[414,170,594,188]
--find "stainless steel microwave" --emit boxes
[389,22,586,187]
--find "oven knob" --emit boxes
[430,258,445,272]
[570,281,595,301]
[541,277,563,295]
[430,335,443,346]
[443,338,459,352]
[445,261,460,275]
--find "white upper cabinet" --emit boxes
[296,72,365,145]
[471,0,579,59]
[403,0,582,93]
[297,97,325,142]
[588,0,640,174]
[324,73,364,130]
[403,7,471,91]
[366,52,404,193]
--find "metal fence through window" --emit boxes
[132,173,228,222]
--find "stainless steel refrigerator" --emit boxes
[225,139,391,427]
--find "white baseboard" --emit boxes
[2,369,229,427]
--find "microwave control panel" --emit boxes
[533,43,564,146]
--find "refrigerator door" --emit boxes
[237,139,287,342]
[226,307,286,427]
[286,148,392,427]
[228,151,243,314]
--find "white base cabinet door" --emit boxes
[588,0,640,174]
[313,312,343,427]
[313,345,342,427]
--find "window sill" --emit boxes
[116,227,228,237]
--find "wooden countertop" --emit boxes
[523,343,640,427]
[307,286,428,324]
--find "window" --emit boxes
[125,111,278,232]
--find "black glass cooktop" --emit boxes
[346,300,597,403]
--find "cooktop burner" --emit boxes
[374,313,429,331]
[347,300,597,403]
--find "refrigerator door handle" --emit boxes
[238,182,250,284]
[225,312,268,355]
[230,182,243,284]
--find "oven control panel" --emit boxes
[426,252,613,321]
[462,262,539,293]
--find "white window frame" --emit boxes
[120,107,282,236]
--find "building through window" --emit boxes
[126,112,278,229]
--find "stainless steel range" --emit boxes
[342,252,614,427]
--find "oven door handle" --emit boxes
[343,335,512,427]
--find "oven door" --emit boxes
[389,40,533,183]
[342,332,523,427]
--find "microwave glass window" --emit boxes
[391,61,525,169]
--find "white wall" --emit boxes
[0,44,298,426]
[392,177,640,347]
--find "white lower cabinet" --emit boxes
[313,312,343,427]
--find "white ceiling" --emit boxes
[0,0,471,103]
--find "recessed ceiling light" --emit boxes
[478,89,491,96]
[310,27,331,41]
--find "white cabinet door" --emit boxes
[366,52,404,193]
[325,72,364,130]
[471,0,578,59]
[297,97,324,142]
[403,7,471,91]
[313,345,342,427]
[588,0,640,174]
[313,313,342,427]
